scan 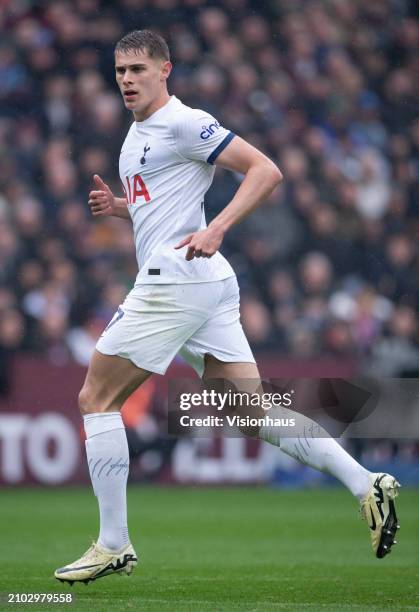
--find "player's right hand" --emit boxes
[88,174,116,216]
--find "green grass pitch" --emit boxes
[0,486,418,611]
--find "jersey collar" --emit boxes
[135,95,178,126]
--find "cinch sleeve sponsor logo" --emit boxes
[200,120,220,140]
[122,174,151,204]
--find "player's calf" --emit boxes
[78,384,114,415]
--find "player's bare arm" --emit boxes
[175,136,282,261]
[88,174,131,220]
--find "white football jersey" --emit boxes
[119,95,236,284]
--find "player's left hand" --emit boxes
[174,225,224,261]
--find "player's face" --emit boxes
[115,49,171,120]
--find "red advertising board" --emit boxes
[0,355,355,486]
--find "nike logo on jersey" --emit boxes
[140,143,150,165]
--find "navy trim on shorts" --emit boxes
[207,132,236,165]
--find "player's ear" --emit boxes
[160,60,172,81]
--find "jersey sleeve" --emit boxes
[172,108,235,164]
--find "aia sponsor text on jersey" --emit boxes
[122,174,151,205]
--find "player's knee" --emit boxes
[78,385,106,415]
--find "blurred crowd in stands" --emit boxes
[1,0,419,380]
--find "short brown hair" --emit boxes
[115,30,170,61]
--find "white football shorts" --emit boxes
[95,276,255,376]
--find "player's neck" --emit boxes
[133,91,171,122]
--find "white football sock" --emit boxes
[259,408,371,501]
[84,412,130,551]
